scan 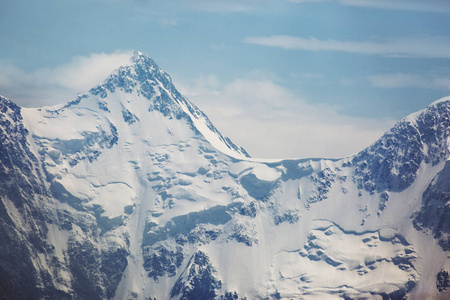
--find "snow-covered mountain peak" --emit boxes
[346,96,450,200]
[424,95,450,110]
[403,96,450,124]
[86,51,177,108]
[40,51,249,159]
[130,50,158,68]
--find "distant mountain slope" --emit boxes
[0,52,449,300]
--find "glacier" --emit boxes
[0,51,449,299]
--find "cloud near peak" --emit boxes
[0,51,133,107]
[175,72,394,159]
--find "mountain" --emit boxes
[0,51,449,300]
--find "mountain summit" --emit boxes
[63,51,249,159]
[0,52,449,300]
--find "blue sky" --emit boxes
[1,0,450,158]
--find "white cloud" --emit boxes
[434,78,450,90]
[244,35,450,59]
[183,0,450,13]
[125,9,178,26]
[369,73,428,89]
[175,73,394,159]
[288,0,450,13]
[159,18,177,26]
[0,51,132,107]
[300,73,324,80]
[182,0,254,12]
[47,52,133,91]
[368,73,450,90]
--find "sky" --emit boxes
[1,0,450,159]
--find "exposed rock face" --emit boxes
[437,269,450,292]
[0,52,449,299]
[171,251,222,300]
[414,160,450,251]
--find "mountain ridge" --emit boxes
[0,52,449,299]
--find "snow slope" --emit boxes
[0,52,449,300]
